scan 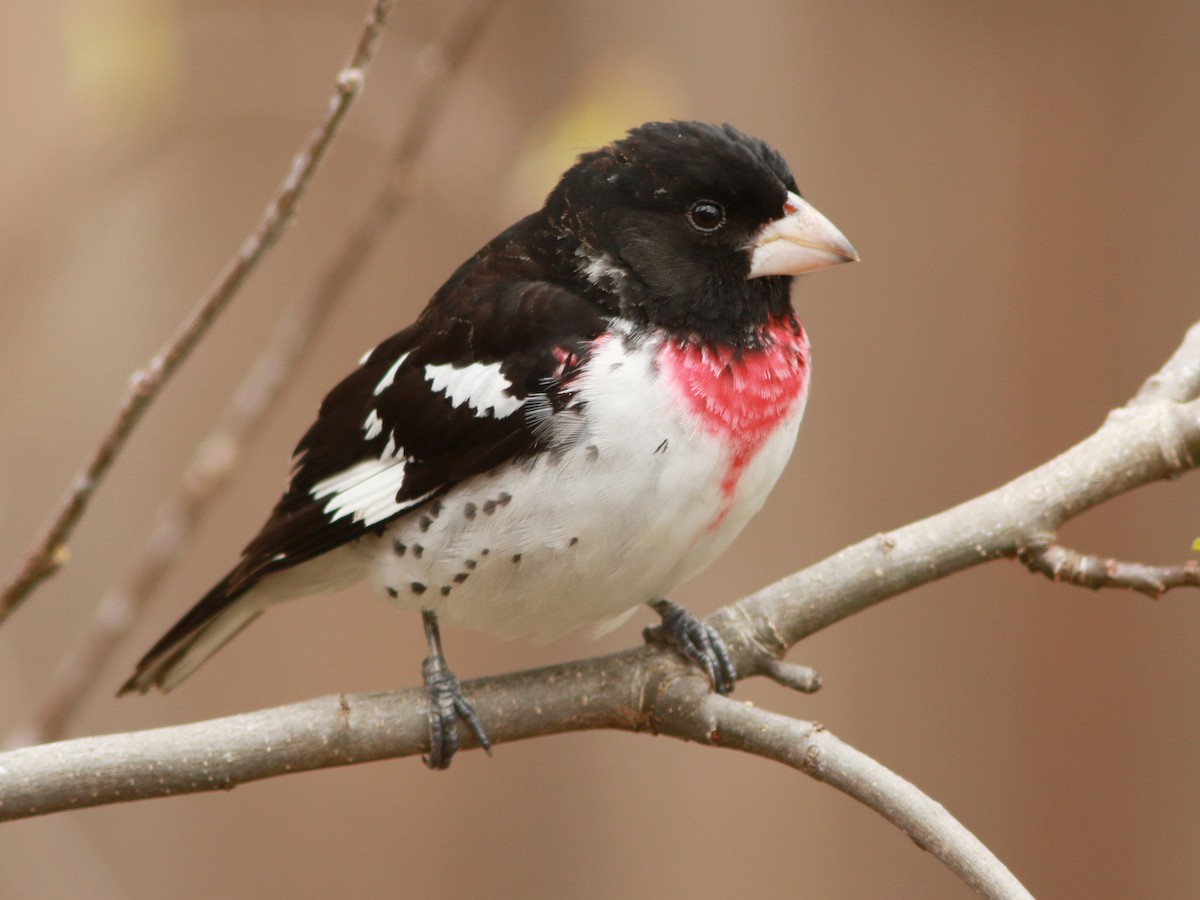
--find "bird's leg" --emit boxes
[643,599,737,695]
[420,609,490,770]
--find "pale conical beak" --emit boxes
[747,191,859,278]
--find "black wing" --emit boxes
[250,275,605,575]
[121,244,607,693]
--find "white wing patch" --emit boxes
[363,409,383,440]
[424,361,525,418]
[374,352,409,396]
[311,453,415,527]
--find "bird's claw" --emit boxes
[644,599,737,695]
[421,656,490,770]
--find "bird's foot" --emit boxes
[421,654,490,770]
[643,599,737,695]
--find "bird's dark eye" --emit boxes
[686,200,726,233]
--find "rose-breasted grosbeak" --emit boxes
[121,121,857,768]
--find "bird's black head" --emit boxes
[544,121,856,345]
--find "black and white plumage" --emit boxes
[121,121,857,767]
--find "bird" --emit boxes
[120,120,858,768]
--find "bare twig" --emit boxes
[760,658,823,693]
[4,668,592,822]
[1016,541,1200,598]
[0,0,397,623]
[667,691,1033,900]
[5,0,500,750]
[0,657,1033,900]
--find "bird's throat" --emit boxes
[657,315,810,522]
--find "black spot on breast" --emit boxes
[440,585,452,597]
[393,540,406,556]
[453,572,469,583]
[497,492,512,506]
[464,559,477,570]
[512,554,522,564]
[482,499,497,515]
[430,500,444,517]
[412,544,424,558]
[569,537,579,546]
[655,438,669,454]
[386,586,398,598]
[464,502,477,520]
[586,444,600,462]
[411,582,427,595]
[419,515,433,532]
[481,548,490,556]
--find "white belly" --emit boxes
[355,331,808,640]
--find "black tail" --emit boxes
[118,568,263,695]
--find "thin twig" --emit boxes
[5,0,500,750]
[671,692,1033,900]
[1016,541,1200,598]
[0,0,397,623]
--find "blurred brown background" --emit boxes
[3,1,1200,897]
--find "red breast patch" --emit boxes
[658,316,810,523]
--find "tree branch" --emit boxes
[1016,541,1200,598]
[0,659,620,822]
[715,351,1200,668]
[665,691,1033,900]
[0,654,1031,899]
[5,0,500,750]
[5,320,1198,894]
[1133,320,1200,404]
[0,0,397,623]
